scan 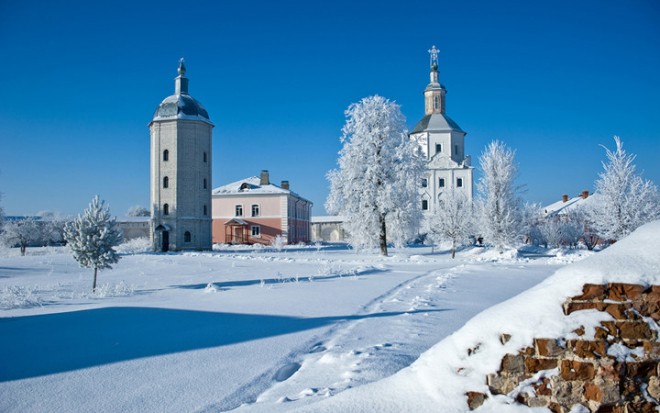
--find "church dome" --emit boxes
[152,94,211,124]
[411,112,465,134]
[150,59,213,125]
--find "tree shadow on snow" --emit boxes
[0,307,449,382]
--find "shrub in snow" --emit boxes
[475,140,523,252]
[0,285,42,309]
[427,190,473,258]
[587,136,660,241]
[90,281,134,298]
[271,235,286,251]
[116,237,152,255]
[64,196,122,292]
[326,95,425,256]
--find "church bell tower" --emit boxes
[149,59,213,251]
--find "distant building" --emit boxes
[543,190,594,218]
[311,216,345,242]
[409,46,473,215]
[212,170,312,245]
[149,59,213,251]
[116,217,150,240]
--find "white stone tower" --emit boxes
[150,59,213,251]
[409,46,473,213]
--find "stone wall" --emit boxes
[467,283,660,412]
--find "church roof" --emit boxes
[152,94,212,124]
[410,112,465,134]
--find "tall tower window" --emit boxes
[457,178,463,188]
[203,152,207,163]
[251,204,260,217]
[184,231,192,243]
[163,150,169,161]
[434,95,439,111]
[163,203,169,215]
[439,178,445,188]
[435,144,442,154]
[421,178,428,188]
[203,178,207,189]
[203,205,207,215]
[422,200,429,210]
[163,176,169,188]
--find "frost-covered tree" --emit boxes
[427,190,473,258]
[326,95,425,256]
[476,140,522,252]
[64,196,122,291]
[1,218,39,256]
[587,136,660,241]
[127,205,150,217]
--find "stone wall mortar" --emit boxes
[467,283,660,412]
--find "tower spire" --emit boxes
[175,58,189,95]
[424,45,446,115]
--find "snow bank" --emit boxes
[295,220,660,412]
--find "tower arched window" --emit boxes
[163,150,169,161]
[163,176,169,188]
[203,152,207,163]
[203,205,207,215]
[203,178,207,189]
[434,95,439,110]
[184,231,191,243]
[163,203,169,215]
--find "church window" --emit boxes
[251,204,260,217]
[163,150,169,161]
[454,145,458,155]
[434,96,439,110]
[203,152,207,163]
[235,205,243,216]
[439,178,445,188]
[203,205,207,215]
[163,203,169,215]
[163,176,169,188]
[457,178,463,188]
[435,143,442,154]
[251,225,261,237]
[203,178,207,189]
[421,178,428,188]
[184,231,192,243]
[422,200,429,210]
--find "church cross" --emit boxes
[428,45,440,68]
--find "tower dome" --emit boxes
[151,58,213,125]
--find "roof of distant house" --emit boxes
[212,176,312,204]
[543,192,600,217]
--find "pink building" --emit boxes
[212,170,313,245]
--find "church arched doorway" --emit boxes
[161,231,169,252]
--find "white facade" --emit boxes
[149,59,213,251]
[409,46,473,215]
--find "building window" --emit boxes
[163,150,169,161]
[434,95,439,110]
[439,178,445,188]
[235,205,243,216]
[203,178,207,189]
[163,203,169,215]
[184,231,191,243]
[454,145,458,155]
[251,204,260,217]
[435,143,441,154]
[457,178,463,188]
[163,176,169,188]
[421,178,428,188]
[422,200,429,210]
[203,152,207,163]
[251,225,261,237]
[203,205,207,215]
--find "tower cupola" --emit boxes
[424,45,447,115]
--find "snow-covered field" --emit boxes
[0,239,595,412]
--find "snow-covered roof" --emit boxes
[116,216,150,223]
[410,112,465,134]
[212,176,312,204]
[543,192,600,216]
[151,94,212,125]
[311,216,344,224]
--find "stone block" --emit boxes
[574,326,586,336]
[466,391,486,410]
[616,321,656,341]
[569,339,607,359]
[594,404,626,413]
[525,357,559,374]
[647,376,660,400]
[625,401,660,413]
[564,300,606,315]
[584,382,604,402]
[487,373,518,395]
[500,333,512,345]
[536,338,565,357]
[501,353,525,375]
[533,377,552,396]
[548,401,564,413]
[598,359,625,381]
[604,303,637,320]
[625,360,658,379]
[553,380,584,407]
[573,284,607,300]
[608,283,646,301]
[632,300,660,320]
[560,359,596,381]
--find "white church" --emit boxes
[409,46,473,214]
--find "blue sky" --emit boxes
[0,0,658,216]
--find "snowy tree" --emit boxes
[326,95,425,256]
[127,205,150,217]
[427,190,473,258]
[587,136,660,241]
[475,140,522,252]
[64,196,122,291]
[1,218,39,256]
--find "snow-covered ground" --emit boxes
[0,240,594,413]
